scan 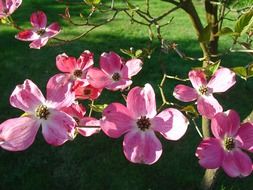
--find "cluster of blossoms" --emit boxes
[173,68,253,177]
[1,0,253,180]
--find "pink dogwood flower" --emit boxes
[173,68,236,118]
[0,0,22,19]
[196,110,253,177]
[61,102,101,137]
[0,79,76,151]
[55,50,94,88]
[73,84,102,100]
[87,51,143,91]
[101,83,189,164]
[15,11,60,49]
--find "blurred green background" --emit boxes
[0,0,253,189]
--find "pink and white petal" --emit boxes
[173,84,198,102]
[189,70,207,90]
[57,55,78,74]
[101,103,134,138]
[123,59,143,78]
[42,110,76,146]
[211,110,240,139]
[61,102,86,119]
[46,74,75,109]
[226,110,241,136]
[127,83,157,119]
[10,79,45,112]
[30,11,47,29]
[222,150,252,177]
[195,138,223,169]
[15,30,40,41]
[197,95,223,119]
[29,37,49,49]
[100,52,122,75]
[0,117,40,151]
[77,127,100,137]
[152,108,189,141]
[211,112,229,139]
[236,122,253,152]
[77,117,101,136]
[86,67,111,89]
[123,130,162,165]
[78,50,94,71]
[207,68,236,93]
[7,0,22,15]
[56,53,77,73]
[44,22,61,38]
[106,79,132,91]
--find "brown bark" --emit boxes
[205,0,219,55]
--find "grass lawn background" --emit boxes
[0,0,253,189]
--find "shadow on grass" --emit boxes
[0,29,253,190]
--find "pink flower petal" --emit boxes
[127,83,157,118]
[30,11,47,29]
[0,117,40,151]
[77,117,101,137]
[195,138,223,169]
[86,67,110,89]
[42,110,76,146]
[189,70,207,90]
[123,130,162,165]
[78,50,94,71]
[15,30,39,41]
[152,108,189,141]
[236,122,253,152]
[173,84,198,102]
[197,95,222,119]
[211,110,240,139]
[46,74,75,109]
[123,59,143,78]
[6,0,22,15]
[74,84,102,100]
[10,79,45,112]
[61,102,86,119]
[101,103,134,138]
[106,78,132,91]
[222,150,252,177]
[207,68,236,93]
[29,37,49,49]
[44,22,61,38]
[56,53,77,73]
[100,52,122,75]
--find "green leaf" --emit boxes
[206,60,221,76]
[247,63,253,78]
[84,0,101,5]
[135,49,143,57]
[181,105,199,118]
[89,104,108,112]
[232,67,247,80]
[198,24,211,42]
[234,10,253,35]
[216,27,235,36]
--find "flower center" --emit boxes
[199,86,208,95]
[83,89,91,95]
[137,116,151,131]
[73,70,83,78]
[224,137,235,151]
[112,72,121,81]
[36,29,46,36]
[35,105,50,119]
